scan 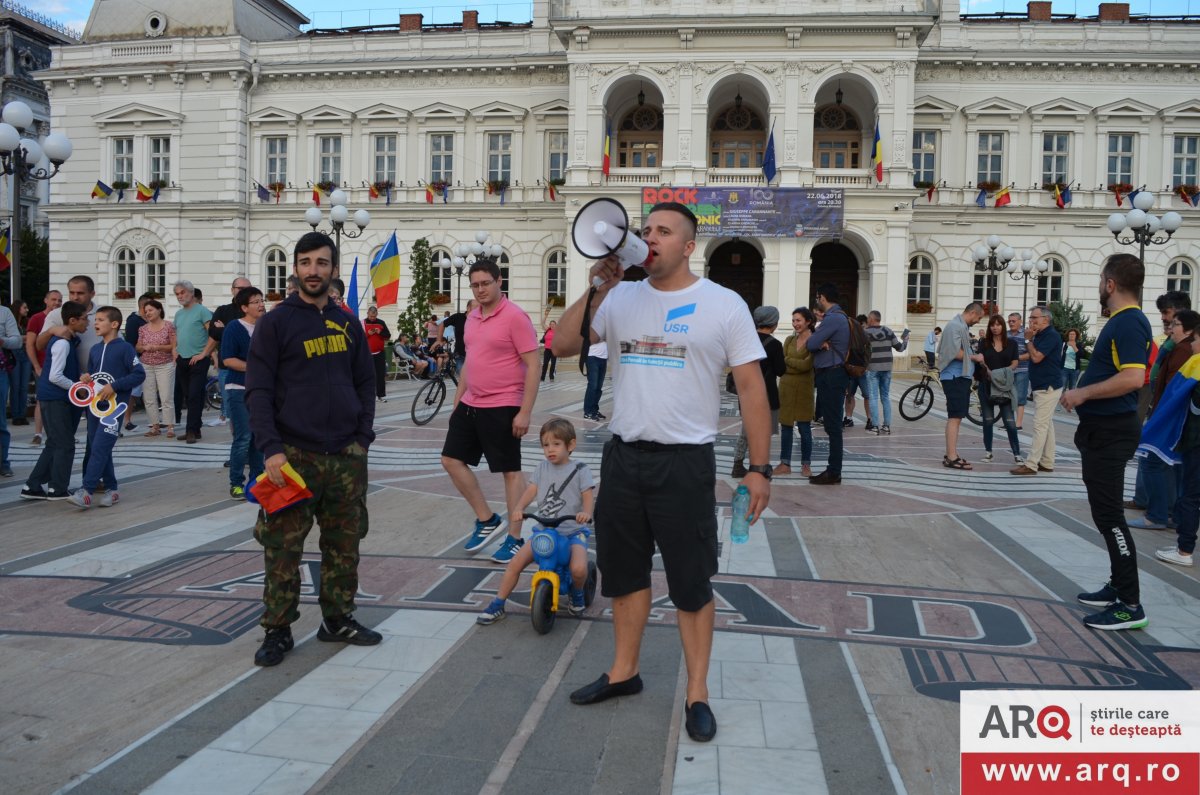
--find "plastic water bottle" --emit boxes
[730,485,751,544]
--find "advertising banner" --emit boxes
[640,186,844,238]
[960,690,1200,794]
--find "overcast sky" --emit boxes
[41,0,1200,40]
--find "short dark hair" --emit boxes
[294,231,338,268]
[144,298,164,317]
[1102,253,1145,296]
[234,286,263,308]
[61,301,87,323]
[468,259,500,282]
[855,314,868,324]
[540,417,577,445]
[1175,309,1200,334]
[96,305,122,325]
[331,278,346,296]
[647,201,699,238]
[815,282,839,303]
[964,301,984,314]
[68,275,96,294]
[868,310,882,321]
[792,306,817,329]
[137,292,155,306]
[1156,289,1191,313]
[194,288,204,302]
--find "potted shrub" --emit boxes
[373,179,393,193]
[1044,182,1069,194]
[114,289,135,300]
[913,180,934,190]
[547,294,566,307]
[111,180,131,190]
[1107,182,1134,194]
[427,180,449,193]
[976,180,1002,193]
[1175,184,1199,201]
[266,291,284,302]
[148,179,169,190]
[430,293,451,306]
[906,301,932,314]
[268,181,286,199]
[486,178,509,196]
[315,180,337,194]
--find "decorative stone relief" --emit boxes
[116,229,157,253]
[575,132,587,162]
[588,64,620,97]
[679,62,694,77]
[648,63,677,97]
[679,132,690,160]
[759,63,783,93]
[892,133,907,164]
[784,133,798,162]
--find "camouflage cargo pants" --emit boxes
[254,443,368,628]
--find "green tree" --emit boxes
[396,237,433,339]
[1047,299,1094,357]
[1,229,49,309]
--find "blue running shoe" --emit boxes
[490,535,524,564]
[464,513,505,552]
[1082,602,1148,631]
[477,597,507,625]
[1076,582,1119,608]
[568,589,585,616]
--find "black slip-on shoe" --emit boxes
[569,673,644,705]
[685,701,718,742]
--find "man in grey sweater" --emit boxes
[863,311,909,435]
[936,302,985,469]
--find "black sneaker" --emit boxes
[1077,582,1120,608]
[865,420,875,431]
[45,488,69,501]
[254,626,294,667]
[317,614,382,646]
[842,417,855,428]
[1082,602,1148,631]
[19,485,47,500]
[730,461,748,478]
[594,412,606,420]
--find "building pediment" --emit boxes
[92,102,183,129]
[359,103,410,126]
[248,107,299,127]
[299,105,355,124]
[1161,100,1200,123]
[1094,99,1157,123]
[413,103,468,124]
[961,97,1026,122]
[471,101,527,124]
[1028,98,1091,122]
[912,95,957,122]
[532,100,570,122]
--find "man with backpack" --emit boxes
[806,283,854,484]
[936,301,986,470]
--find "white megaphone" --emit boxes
[571,198,653,287]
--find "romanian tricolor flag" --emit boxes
[312,185,326,206]
[135,182,157,202]
[425,184,435,204]
[1054,184,1065,209]
[546,179,557,201]
[925,183,937,203]
[872,122,883,182]
[91,180,113,199]
[1112,185,1126,207]
[370,231,401,308]
[993,186,1011,208]
[1137,354,1200,466]
[369,184,381,200]
[0,228,10,272]
[601,119,611,177]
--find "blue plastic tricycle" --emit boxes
[524,513,598,635]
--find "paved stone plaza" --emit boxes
[2,367,1199,795]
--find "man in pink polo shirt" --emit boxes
[441,258,541,563]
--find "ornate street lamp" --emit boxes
[302,188,370,254]
[972,235,1016,309]
[1107,191,1183,263]
[0,100,73,299]
[1004,251,1051,320]
[451,231,503,313]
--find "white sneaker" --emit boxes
[67,490,93,510]
[98,490,120,508]
[983,452,994,462]
[1014,454,1023,465]
[1155,547,1194,567]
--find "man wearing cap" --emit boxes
[732,306,785,477]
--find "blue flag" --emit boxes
[1137,355,1200,465]
[761,121,777,184]
[346,256,360,318]
[256,182,271,203]
[975,188,987,208]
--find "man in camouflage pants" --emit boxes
[246,231,381,667]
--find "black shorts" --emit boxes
[595,436,718,612]
[441,402,522,473]
[941,376,972,419]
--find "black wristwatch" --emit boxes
[747,464,773,481]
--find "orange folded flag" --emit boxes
[248,462,313,515]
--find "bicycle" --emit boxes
[898,364,982,426]
[410,356,459,426]
[205,373,222,412]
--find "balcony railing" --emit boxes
[706,169,765,186]
[605,168,661,186]
[814,169,872,186]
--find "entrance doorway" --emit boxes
[810,241,860,316]
[707,239,763,310]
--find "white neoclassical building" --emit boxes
[36,0,1200,340]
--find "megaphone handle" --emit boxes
[592,275,605,289]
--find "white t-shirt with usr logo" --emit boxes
[592,277,763,445]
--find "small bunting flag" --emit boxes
[925,183,936,203]
[993,186,1011,208]
[546,179,557,201]
[135,181,156,202]
[425,184,435,204]
[256,182,271,203]
[975,188,987,208]
[91,180,113,199]
[369,183,381,200]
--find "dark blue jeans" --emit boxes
[82,411,120,493]
[0,369,8,469]
[584,356,607,416]
[779,421,813,466]
[1142,454,1182,525]
[978,381,1021,457]
[226,389,263,489]
[26,400,81,494]
[814,367,848,476]
[1173,446,1200,555]
[9,348,31,420]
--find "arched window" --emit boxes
[498,252,510,296]
[546,249,567,303]
[1036,257,1066,305]
[1168,260,1194,298]
[145,247,166,297]
[431,248,453,296]
[709,102,766,169]
[813,104,862,169]
[264,247,288,297]
[115,247,137,295]
[617,104,663,168]
[907,255,933,305]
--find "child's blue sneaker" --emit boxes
[477,598,506,625]
[490,535,524,564]
[464,513,505,552]
[568,590,585,617]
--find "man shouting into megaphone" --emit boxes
[552,201,772,744]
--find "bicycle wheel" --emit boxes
[410,378,446,426]
[205,378,222,411]
[898,382,935,421]
[965,383,984,427]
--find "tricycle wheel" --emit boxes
[531,579,556,635]
[583,561,598,607]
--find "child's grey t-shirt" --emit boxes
[532,459,595,536]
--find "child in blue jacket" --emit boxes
[69,306,145,509]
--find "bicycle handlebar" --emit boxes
[523,513,586,528]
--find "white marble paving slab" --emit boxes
[142,748,284,795]
[718,747,828,795]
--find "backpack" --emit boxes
[843,313,871,378]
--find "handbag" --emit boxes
[725,371,737,395]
